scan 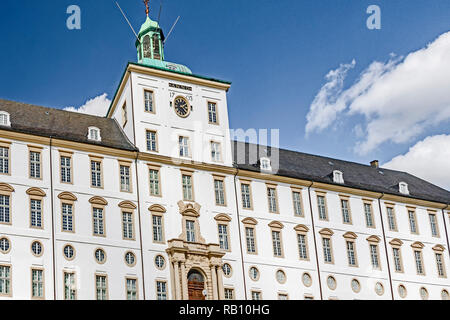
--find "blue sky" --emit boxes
[1,0,450,189]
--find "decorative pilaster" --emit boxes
[210,265,218,300]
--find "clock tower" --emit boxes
[135,5,192,74]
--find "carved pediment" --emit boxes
[89,196,108,206]
[214,213,231,222]
[241,217,258,226]
[58,192,77,201]
[26,187,46,197]
[319,228,334,237]
[366,235,381,243]
[343,232,358,240]
[149,204,166,213]
[119,201,137,210]
[268,221,284,230]
[178,201,200,217]
[294,224,309,233]
[0,183,14,193]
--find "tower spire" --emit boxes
[143,0,150,16]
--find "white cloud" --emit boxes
[383,134,450,191]
[306,31,450,155]
[64,93,111,117]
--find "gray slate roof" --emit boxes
[232,141,450,205]
[0,99,137,151]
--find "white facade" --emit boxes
[0,61,449,301]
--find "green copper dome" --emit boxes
[135,15,192,74]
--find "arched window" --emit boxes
[260,157,271,171]
[88,127,101,142]
[0,112,11,127]
[152,33,161,60]
[333,170,344,184]
[399,182,409,195]
[143,35,151,58]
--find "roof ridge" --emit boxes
[0,98,109,120]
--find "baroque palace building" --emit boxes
[0,11,449,301]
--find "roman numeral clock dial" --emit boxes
[174,96,191,118]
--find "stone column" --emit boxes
[216,266,225,300]
[169,260,176,300]
[210,265,218,300]
[181,262,189,300]
[173,261,181,300]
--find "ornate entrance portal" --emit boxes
[188,270,206,300]
[166,201,226,300]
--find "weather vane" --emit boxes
[143,0,150,16]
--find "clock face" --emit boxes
[174,96,190,118]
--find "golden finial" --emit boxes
[143,0,150,16]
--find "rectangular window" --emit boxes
[0,266,11,296]
[31,269,44,299]
[272,231,282,257]
[152,215,164,243]
[278,293,288,300]
[0,195,10,224]
[0,147,9,174]
[218,224,229,251]
[322,238,333,263]
[386,207,397,231]
[208,102,218,124]
[408,211,418,234]
[435,253,446,278]
[211,142,221,162]
[96,275,108,300]
[182,174,193,201]
[245,227,256,254]
[224,288,234,300]
[60,156,72,183]
[186,220,196,243]
[146,131,158,152]
[179,136,189,157]
[429,214,439,237]
[144,90,154,113]
[346,241,357,266]
[393,248,403,272]
[364,203,374,227]
[62,203,73,232]
[414,250,425,275]
[30,199,42,228]
[292,191,303,216]
[267,187,278,213]
[122,212,134,240]
[370,244,380,269]
[156,281,167,300]
[64,272,76,300]
[149,169,161,196]
[120,165,131,192]
[91,160,102,188]
[126,278,137,300]
[30,151,41,179]
[93,207,105,236]
[241,183,252,209]
[214,179,225,206]
[251,291,261,300]
[341,199,351,224]
[297,234,308,260]
[317,195,327,220]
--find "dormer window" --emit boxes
[399,182,409,195]
[88,127,101,142]
[333,170,344,184]
[0,112,11,127]
[260,157,272,172]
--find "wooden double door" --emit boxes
[188,270,206,300]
